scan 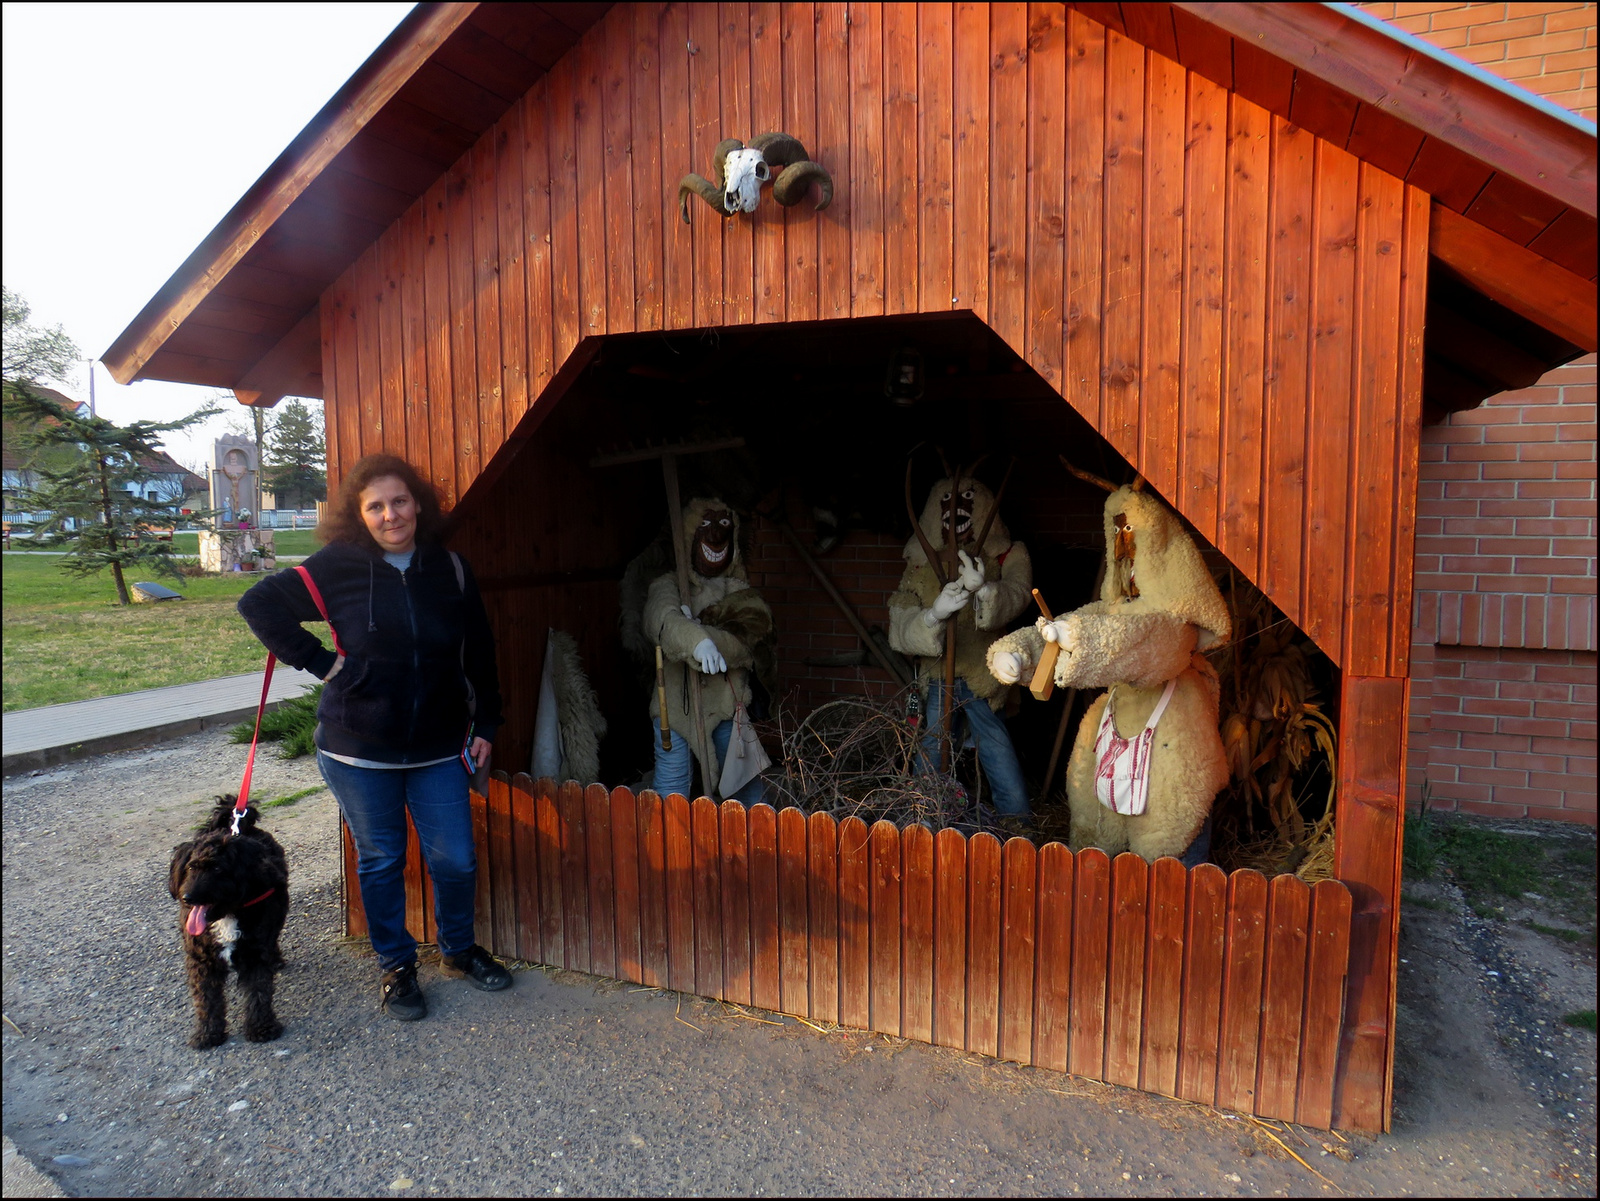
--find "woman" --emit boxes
[238,454,509,1021]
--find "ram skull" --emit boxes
[677,132,834,223]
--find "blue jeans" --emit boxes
[650,717,769,805]
[1179,814,1214,868]
[316,752,478,971]
[918,678,1031,816]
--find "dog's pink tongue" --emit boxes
[184,905,208,936]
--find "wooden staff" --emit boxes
[939,471,963,772]
[660,451,719,799]
[1029,587,1059,701]
[655,645,672,751]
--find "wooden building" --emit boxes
[106,2,1597,1132]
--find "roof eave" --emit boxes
[100,2,480,387]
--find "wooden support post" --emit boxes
[1331,675,1407,1132]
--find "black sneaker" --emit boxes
[442,944,513,992]
[380,961,427,1021]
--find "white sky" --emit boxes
[1,1,414,473]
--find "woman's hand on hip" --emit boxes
[470,737,492,770]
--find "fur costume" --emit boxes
[888,475,1033,708]
[643,498,776,786]
[986,486,1230,860]
[531,629,608,785]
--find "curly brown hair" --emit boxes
[316,454,448,549]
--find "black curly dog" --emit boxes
[168,797,289,1048]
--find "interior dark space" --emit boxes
[452,312,1339,866]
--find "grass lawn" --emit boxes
[2,553,328,712]
[168,529,319,557]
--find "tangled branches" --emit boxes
[761,689,980,831]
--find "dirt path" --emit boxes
[3,729,1594,1197]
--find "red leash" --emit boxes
[233,565,341,836]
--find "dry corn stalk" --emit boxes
[1212,568,1338,867]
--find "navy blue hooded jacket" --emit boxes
[237,540,502,764]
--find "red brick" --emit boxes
[1500,717,1572,736]
[1551,461,1597,480]
[1552,538,1599,557]
[1516,516,1592,534]
[1520,442,1592,461]
[1482,500,1561,516]
[1483,460,1556,480]
[1484,422,1560,443]
[1493,750,1569,772]
[1529,770,1587,791]
[1447,443,1520,462]
[1516,480,1592,499]
[1443,556,1516,572]
[1514,556,1591,574]
[1532,660,1598,684]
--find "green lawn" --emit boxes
[2,553,327,711]
[168,529,319,557]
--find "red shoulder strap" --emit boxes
[293,564,345,656]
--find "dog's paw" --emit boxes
[244,1019,284,1043]
[188,1027,228,1050]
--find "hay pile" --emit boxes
[761,692,991,832]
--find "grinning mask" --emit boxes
[693,508,735,577]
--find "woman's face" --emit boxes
[359,475,418,554]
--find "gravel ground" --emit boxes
[3,728,1595,1197]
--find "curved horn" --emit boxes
[1059,455,1117,493]
[772,160,834,210]
[1129,474,1147,492]
[678,173,726,224]
[710,137,744,188]
[905,450,948,585]
[750,131,811,168]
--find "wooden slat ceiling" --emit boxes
[106,0,1594,416]
[103,2,611,405]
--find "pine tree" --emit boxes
[3,387,219,605]
[262,399,326,510]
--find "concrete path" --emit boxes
[1,666,320,775]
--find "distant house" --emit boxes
[1,383,206,521]
[2,385,87,521]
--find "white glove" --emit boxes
[681,604,694,619]
[691,637,727,675]
[1039,616,1075,651]
[923,580,972,626]
[956,549,985,593]
[990,651,1024,685]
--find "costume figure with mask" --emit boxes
[643,498,775,802]
[888,475,1034,818]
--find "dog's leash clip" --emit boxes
[230,808,244,838]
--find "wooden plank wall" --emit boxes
[318,0,1426,681]
[344,775,1355,1130]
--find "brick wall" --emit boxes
[1408,356,1599,824]
[1360,2,1598,118]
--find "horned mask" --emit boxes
[678,132,833,223]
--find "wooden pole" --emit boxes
[660,452,718,799]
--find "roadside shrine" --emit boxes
[105,2,1597,1132]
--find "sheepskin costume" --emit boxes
[643,498,775,787]
[888,474,1033,708]
[531,629,608,784]
[986,486,1230,861]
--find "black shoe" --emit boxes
[443,944,513,992]
[380,961,427,1021]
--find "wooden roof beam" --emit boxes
[100,2,479,386]
[1171,2,1597,219]
[1431,204,1597,352]
[229,306,325,409]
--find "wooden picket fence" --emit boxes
[342,772,1354,1128]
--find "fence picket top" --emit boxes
[512,771,536,795]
